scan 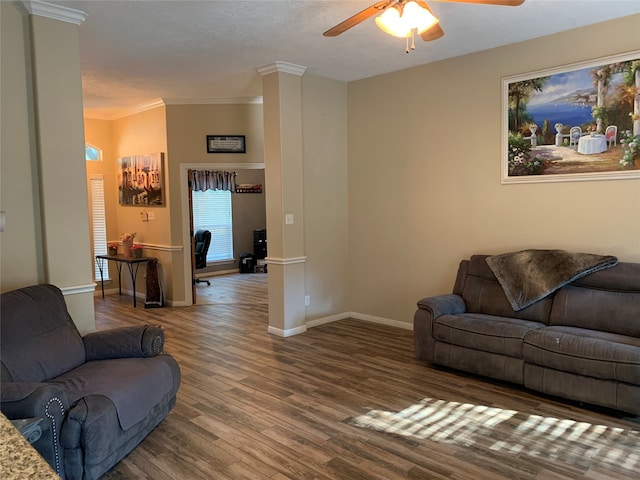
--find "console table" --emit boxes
[95,255,155,308]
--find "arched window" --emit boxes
[86,144,102,161]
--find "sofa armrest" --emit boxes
[83,325,164,361]
[414,294,466,363]
[417,294,466,318]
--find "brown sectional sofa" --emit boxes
[414,254,640,416]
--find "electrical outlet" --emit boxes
[304,295,310,306]
[147,211,155,221]
[285,214,294,225]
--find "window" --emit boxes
[86,144,102,161]
[192,190,233,263]
[89,175,109,281]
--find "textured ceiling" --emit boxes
[44,0,640,119]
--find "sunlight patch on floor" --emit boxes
[350,398,639,472]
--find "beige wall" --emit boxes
[1,2,42,289]
[166,103,265,302]
[302,74,349,319]
[347,16,640,327]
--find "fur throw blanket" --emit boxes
[486,249,618,311]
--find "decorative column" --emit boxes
[22,1,96,333]
[257,62,307,337]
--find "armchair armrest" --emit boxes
[1,383,68,477]
[417,293,466,318]
[1,382,68,419]
[83,325,164,361]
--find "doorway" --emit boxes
[181,163,266,305]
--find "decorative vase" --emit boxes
[108,246,118,256]
[123,238,133,258]
[133,248,142,259]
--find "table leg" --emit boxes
[125,262,143,308]
[96,258,105,299]
[115,262,124,295]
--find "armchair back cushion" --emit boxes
[1,284,85,382]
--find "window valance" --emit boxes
[189,170,237,192]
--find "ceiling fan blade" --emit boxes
[433,0,524,5]
[413,1,443,41]
[420,23,444,41]
[323,0,394,37]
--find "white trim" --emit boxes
[21,0,87,24]
[182,163,265,170]
[60,283,97,296]
[85,97,263,120]
[257,62,307,77]
[165,299,191,307]
[350,312,413,330]
[107,241,182,252]
[265,256,306,265]
[306,312,350,328]
[163,97,263,105]
[306,311,413,331]
[267,325,308,337]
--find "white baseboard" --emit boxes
[306,312,350,328]
[306,311,413,331]
[349,312,413,330]
[268,324,308,337]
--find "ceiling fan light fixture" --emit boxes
[374,1,439,38]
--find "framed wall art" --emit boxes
[502,51,640,184]
[206,135,246,154]
[117,152,165,205]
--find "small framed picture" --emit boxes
[206,135,246,154]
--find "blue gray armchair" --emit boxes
[0,284,181,480]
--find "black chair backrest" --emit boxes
[194,230,211,269]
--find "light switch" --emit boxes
[285,214,294,225]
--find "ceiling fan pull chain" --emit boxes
[406,29,416,53]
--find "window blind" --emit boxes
[90,175,109,281]
[192,189,234,262]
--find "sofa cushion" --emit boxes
[461,255,553,324]
[523,326,640,384]
[549,262,640,337]
[434,313,546,358]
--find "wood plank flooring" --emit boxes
[95,274,639,480]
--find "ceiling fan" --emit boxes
[324,0,525,52]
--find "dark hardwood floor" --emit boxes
[95,274,639,480]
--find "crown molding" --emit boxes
[257,62,307,77]
[84,96,265,121]
[21,0,87,25]
[163,97,263,105]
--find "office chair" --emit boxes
[194,229,211,285]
